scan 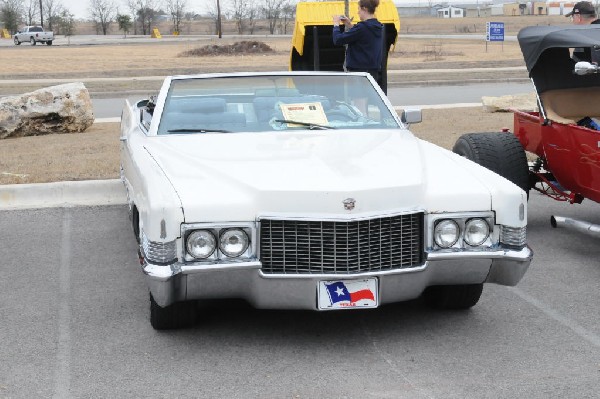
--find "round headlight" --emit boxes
[186,230,216,259]
[219,228,249,258]
[434,219,459,248]
[464,218,490,246]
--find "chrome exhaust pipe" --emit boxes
[550,215,600,238]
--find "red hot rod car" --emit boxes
[454,25,600,233]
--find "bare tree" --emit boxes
[89,0,117,35]
[206,0,222,37]
[125,0,158,35]
[129,0,158,35]
[246,3,259,34]
[229,0,248,34]
[24,0,40,25]
[262,0,286,34]
[165,0,186,34]
[279,0,294,35]
[0,0,23,33]
[125,0,138,34]
[43,0,64,31]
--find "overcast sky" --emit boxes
[59,0,479,19]
[60,0,205,19]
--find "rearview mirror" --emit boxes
[401,108,422,125]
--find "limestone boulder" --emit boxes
[482,92,538,113]
[0,82,95,139]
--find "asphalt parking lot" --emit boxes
[1,190,599,398]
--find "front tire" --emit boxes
[150,294,198,330]
[14,37,20,45]
[30,37,36,46]
[423,284,483,309]
[453,132,530,195]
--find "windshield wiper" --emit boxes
[273,119,334,130]
[167,128,231,133]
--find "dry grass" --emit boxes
[0,123,120,185]
[0,36,523,79]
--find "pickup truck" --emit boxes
[14,26,53,46]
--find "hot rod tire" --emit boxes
[150,294,197,330]
[453,132,530,195]
[423,284,483,310]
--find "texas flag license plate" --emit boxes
[317,278,379,310]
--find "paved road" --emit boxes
[1,192,599,398]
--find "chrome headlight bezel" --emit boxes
[428,212,496,251]
[182,222,256,263]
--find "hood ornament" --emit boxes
[343,198,356,211]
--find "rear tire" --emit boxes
[423,284,483,310]
[30,37,36,45]
[46,40,52,46]
[453,132,530,195]
[150,294,197,330]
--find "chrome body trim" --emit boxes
[143,245,533,307]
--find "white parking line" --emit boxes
[54,210,72,397]
[511,287,600,348]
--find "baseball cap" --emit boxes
[566,1,596,17]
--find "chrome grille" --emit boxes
[260,213,424,274]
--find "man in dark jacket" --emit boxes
[332,0,385,92]
[567,2,600,62]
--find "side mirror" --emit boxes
[401,108,422,125]
[574,61,599,75]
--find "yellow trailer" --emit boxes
[290,0,400,91]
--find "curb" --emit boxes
[0,179,127,210]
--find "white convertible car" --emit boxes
[120,71,532,330]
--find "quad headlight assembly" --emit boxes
[430,213,497,251]
[182,223,256,263]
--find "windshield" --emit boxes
[156,74,401,135]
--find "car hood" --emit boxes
[143,130,495,222]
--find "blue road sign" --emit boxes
[486,22,505,42]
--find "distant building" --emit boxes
[394,1,573,18]
[437,5,466,17]
[396,5,436,17]
[464,5,493,17]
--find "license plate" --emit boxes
[318,278,378,310]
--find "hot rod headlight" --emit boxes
[434,219,459,248]
[464,218,490,246]
[186,230,217,259]
[219,228,249,257]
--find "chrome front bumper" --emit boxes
[144,246,533,308]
